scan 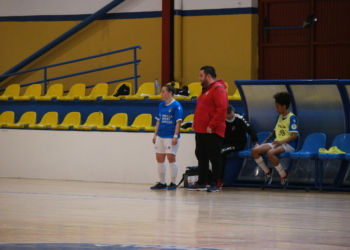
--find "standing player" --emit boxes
[190,66,228,192]
[150,85,183,190]
[251,92,298,186]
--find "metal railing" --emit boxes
[0,45,142,93]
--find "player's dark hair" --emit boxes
[227,105,235,114]
[163,84,175,96]
[273,92,291,109]
[200,65,216,78]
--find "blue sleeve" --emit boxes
[289,115,298,133]
[174,102,183,122]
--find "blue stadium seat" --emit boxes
[290,133,326,160]
[318,134,350,160]
[346,153,350,161]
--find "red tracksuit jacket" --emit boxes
[193,79,228,138]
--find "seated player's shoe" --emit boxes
[207,183,219,192]
[167,182,177,190]
[264,168,274,185]
[280,171,289,186]
[217,179,223,189]
[188,182,207,191]
[150,182,167,190]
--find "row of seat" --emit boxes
[236,132,350,189]
[0,111,194,132]
[0,82,242,102]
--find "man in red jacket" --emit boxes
[189,66,228,192]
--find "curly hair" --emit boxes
[273,92,291,109]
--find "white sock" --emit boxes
[275,163,286,177]
[169,162,178,184]
[157,162,166,184]
[255,157,270,173]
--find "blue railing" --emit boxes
[0,45,142,93]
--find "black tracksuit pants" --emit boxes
[195,133,223,185]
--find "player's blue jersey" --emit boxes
[156,100,183,139]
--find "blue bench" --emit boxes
[289,133,326,189]
[318,134,350,190]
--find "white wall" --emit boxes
[0,0,162,16]
[0,0,257,16]
[0,129,197,184]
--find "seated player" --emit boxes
[219,105,258,188]
[251,92,298,186]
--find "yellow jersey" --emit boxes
[274,111,298,148]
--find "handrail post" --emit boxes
[133,48,138,93]
[44,68,48,94]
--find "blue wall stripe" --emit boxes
[0,8,258,22]
[176,8,258,16]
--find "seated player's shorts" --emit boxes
[154,136,180,155]
[266,142,295,152]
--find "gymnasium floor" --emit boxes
[0,178,350,250]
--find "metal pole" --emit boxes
[44,68,48,94]
[133,48,138,93]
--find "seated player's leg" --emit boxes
[252,144,275,184]
[251,144,272,159]
[267,145,288,186]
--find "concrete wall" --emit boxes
[0,129,197,184]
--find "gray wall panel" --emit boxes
[242,85,289,133]
[291,85,345,147]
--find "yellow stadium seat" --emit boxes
[6,111,36,129]
[57,83,86,101]
[124,82,154,100]
[79,83,108,101]
[13,84,41,101]
[35,84,63,101]
[74,112,104,130]
[148,82,180,100]
[180,114,194,132]
[102,82,133,101]
[120,114,152,131]
[28,112,58,129]
[51,112,81,130]
[0,111,15,128]
[174,82,202,101]
[0,84,20,101]
[228,88,242,101]
[97,113,128,131]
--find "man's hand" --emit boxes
[207,127,212,133]
[152,136,156,144]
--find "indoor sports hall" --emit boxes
[0,0,350,249]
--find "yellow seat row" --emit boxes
[0,111,152,131]
[0,111,195,132]
[0,82,125,102]
[0,82,241,102]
